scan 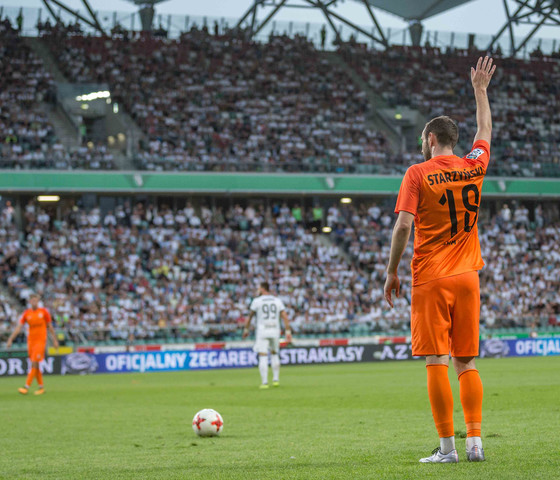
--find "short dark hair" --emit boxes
[260,282,270,292]
[424,115,458,148]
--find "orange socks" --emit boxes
[426,364,454,438]
[25,367,44,388]
[427,365,483,439]
[35,368,44,388]
[459,369,483,437]
[25,368,36,388]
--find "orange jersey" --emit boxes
[19,307,51,344]
[395,140,490,286]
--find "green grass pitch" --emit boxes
[0,357,558,479]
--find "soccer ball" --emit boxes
[192,409,224,437]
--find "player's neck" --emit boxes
[431,146,454,158]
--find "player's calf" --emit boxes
[258,354,268,387]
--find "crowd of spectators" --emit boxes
[0,199,558,345]
[40,25,560,176]
[329,200,560,332]
[0,200,402,343]
[0,202,22,329]
[478,203,560,329]
[339,43,560,177]
[43,26,395,173]
[0,142,116,170]
[3,19,558,176]
[0,19,58,167]
[0,19,118,170]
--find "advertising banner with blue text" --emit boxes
[3,337,557,376]
[62,345,380,374]
[479,337,560,358]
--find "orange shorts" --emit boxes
[411,270,480,357]
[28,342,46,362]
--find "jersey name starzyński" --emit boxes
[395,140,490,286]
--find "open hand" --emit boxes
[471,56,496,91]
[384,272,400,308]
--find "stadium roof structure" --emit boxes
[359,0,473,21]
[40,0,106,34]
[38,0,560,55]
[39,0,170,33]
[488,0,560,55]
[235,0,480,48]
[235,0,560,53]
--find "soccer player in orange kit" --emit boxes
[6,293,59,395]
[384,56,496,463]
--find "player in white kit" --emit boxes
[242,282,292,389]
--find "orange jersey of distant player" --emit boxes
[395,140,490,286]
[19,308,52,344]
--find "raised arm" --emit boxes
[471,56,496,147]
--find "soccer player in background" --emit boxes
[6,293,59,395]
[384,57,496,463]
[243,282,292,389]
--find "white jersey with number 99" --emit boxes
[250,295,285,339]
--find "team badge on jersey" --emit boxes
[466,148,484,159]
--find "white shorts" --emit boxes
[253,337,280,354]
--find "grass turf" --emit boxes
[0,357,558,479]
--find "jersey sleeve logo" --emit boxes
[466,148,484,159]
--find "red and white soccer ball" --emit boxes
[192,409,224,437]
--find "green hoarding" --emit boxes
[0,171,558,196]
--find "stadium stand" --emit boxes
[339,43,560,177]
[0,20,555,176]
[40,25,560,176]
[0,200,408,343]
[329,200,560,332]
[0,202,21,330]
[0,19,58,168]
[0,20,117,170]
[0,200,557,345]
[41,25,397,173]
[0,16,559,345]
